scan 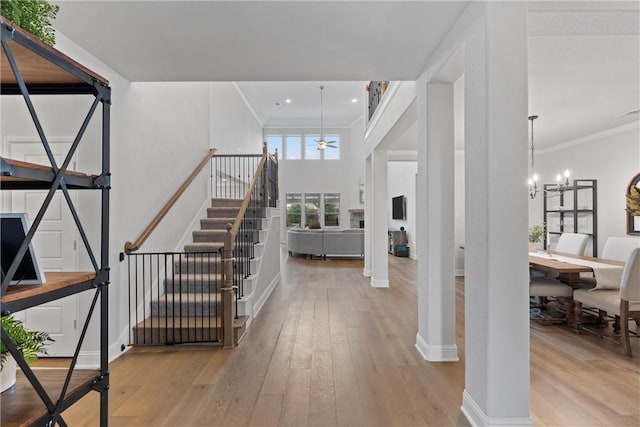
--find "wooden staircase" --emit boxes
[132,198,250,345]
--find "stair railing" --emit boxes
[124,148,216,254]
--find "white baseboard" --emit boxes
[370,277,389,287]
[76,351,100,369]
[363,268,371,277]
[253,272,281,319]
[461,390,532,427]
[415,333,459,362]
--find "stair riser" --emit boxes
[164,278,222,293]
[193,231,227,243]
[184,244,223,253]
[133,327,222,345]
[211,198,243,208]
[200,218,236,230]
[151,301,221,317]
[207,207,240,218]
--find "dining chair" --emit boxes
[574,247,640,357]
[555,232,589,255]
[530,277,574,323]
[580,236,640,287]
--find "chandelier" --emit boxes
[527,115,571,199]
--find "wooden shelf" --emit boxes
[2,272,97,313]
[1,368,100,427]
[1,157,98,190]
[0,16,108,93]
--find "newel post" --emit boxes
[222,223,236,348]
[262,142,269,208]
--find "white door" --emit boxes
[7,140,79,357]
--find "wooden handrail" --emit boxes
[124,148,216,254]
[229,145,268,240]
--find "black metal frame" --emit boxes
[543,179,598,257]
[1,18,110,427]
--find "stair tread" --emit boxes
[133,315,248,329]
[155,293,222,302]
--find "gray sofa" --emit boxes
[287,228,364,258]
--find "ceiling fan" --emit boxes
[316,85,337,150]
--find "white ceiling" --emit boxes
[52,1,640,146]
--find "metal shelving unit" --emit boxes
[543,179,597,256]
[1,16,110,426]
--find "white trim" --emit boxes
[370,277,389,288]
[253,272,281,319]
[348,115,365,129]
[76,351,100,369]
[409,253,418,261]
[263,125,354,130]
[232,82,264,128]
[455,269,465,277]
[538,121,640,155]
[461,390,532,427]
[415,333,459,362]
[363,268,371,277]
[108,327,132,363]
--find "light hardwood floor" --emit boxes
[54,249,639,426]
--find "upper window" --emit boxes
[286,135,302,160]
[323,135,340,160]
[267,132,341,160]
[304,135,321,160]
[266,135,282,156]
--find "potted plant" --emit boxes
[1,315,52,392]
[0,0,60,46]
[528,224,544,252]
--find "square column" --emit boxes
[363,155,372,277]
[461,2,531,426]
[370,148,389,287]
[415,82,458,362]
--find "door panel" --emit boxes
[8,140,78,356]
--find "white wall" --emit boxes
[528,123,640,256]
[276,122,365,242]
[1,32,264,364]
[388,161,417,259]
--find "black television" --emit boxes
[392,195,405,220]
[1,213,45,285]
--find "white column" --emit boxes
[363,155,373,277]
[371,148,389,287]
[461,3,531,426]
[415,82,458,362]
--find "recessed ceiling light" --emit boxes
[352,98,358,103]
[285,99,292,103]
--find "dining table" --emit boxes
[528,251,625,288]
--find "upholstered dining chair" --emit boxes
[555,232,589,255]
[530,277,574,322]
[580,236,640,288]
[574,247,640,357]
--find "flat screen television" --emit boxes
[392,195,405,220]
[1,213,45,285]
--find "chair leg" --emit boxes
[574,301,583,332]
[620,300,632,357]
[613,315,621,335]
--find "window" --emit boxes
[304,193,321,226]
[266,135,282,156]
[286,135,302,160]
[324,193,340,227]
[304,135,320,160]
[323,135,340,160]
[286,193,302,228]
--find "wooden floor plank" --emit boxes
[48,248,639,427]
